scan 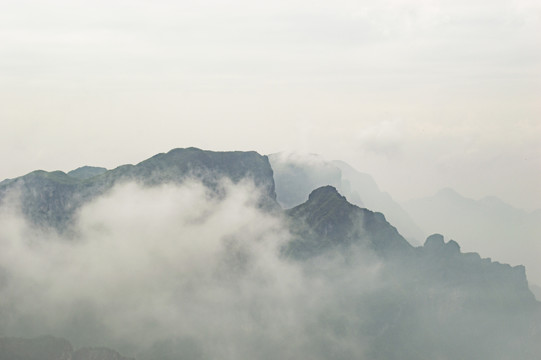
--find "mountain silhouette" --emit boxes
[0,148,540,360]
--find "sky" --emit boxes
[1,0,540,210]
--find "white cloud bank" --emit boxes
[0,180,384,359]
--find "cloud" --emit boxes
[356,118,404,157]
[0,177,538,359]
[0,179,385,359]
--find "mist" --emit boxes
[0,177,538,359]
[403,189,541,288]
[0,179,382,359]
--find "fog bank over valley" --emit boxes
[0,148,539,359]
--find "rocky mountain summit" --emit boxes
[268,153,424,244]
[285,186,412,258]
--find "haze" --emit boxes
[2,179,535,359]
[1,0,540,211]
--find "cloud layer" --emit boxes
[0,180,384,359]
[0,178,539,359]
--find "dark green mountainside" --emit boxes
[0,147,277,229]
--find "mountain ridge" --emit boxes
[1,147,540,360]
[0,147,278,229]
[404,187,541,287]
[268,152,425,244]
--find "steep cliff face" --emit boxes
[0,148,278,230]
[285,186,412,258]
[269,153,342,209]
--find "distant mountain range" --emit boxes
[268,153,425,244]
[0,147,539,360]
[403,187,541,287]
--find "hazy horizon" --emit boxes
[1,0,540,211]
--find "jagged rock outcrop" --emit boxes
[285,186,413,258]
[403,187,541,286]
[268,153,424,244]
[418,233,536,307]
[269,153,342,208]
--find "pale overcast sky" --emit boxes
[1,0,540,210]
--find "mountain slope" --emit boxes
[268,153,424,244]
[404,188,541,286]
[285,186,412,258]
[0,148,277,230]
[285,186,536,306]
[285,187,540,360]
[1,149,540,360]
[333,160,425,244]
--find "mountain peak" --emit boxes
[423,233,461,255]
[67,166,107,180]
[308,185,345,202]
[286,186,413,258]
[299,186,358,221]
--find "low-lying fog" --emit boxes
[0,179,537,360]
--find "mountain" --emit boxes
[287,186,536,307]
[67,166,108,180]
[268,153,342,208]
[404,188,541,286]
[268,153,424,244]
[332,160,425,244]
[1,148,540,360]
[0,336,133,360]
[285,186,412,258]
[286,187,540,359]
[0,147,277,230]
